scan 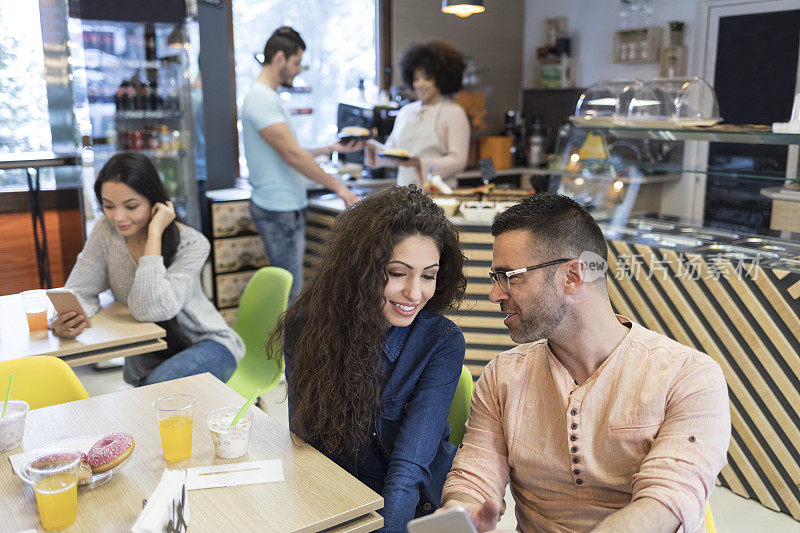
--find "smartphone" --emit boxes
[46,289,91,327]
[407,507,478,533]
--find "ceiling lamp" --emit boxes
[442,0,485,18]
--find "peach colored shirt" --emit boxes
[442,317,730,533]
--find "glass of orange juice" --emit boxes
[24,449,81,531]
[20,290,49,332]
[153,394,196,461]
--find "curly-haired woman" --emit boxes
[274,186,467,532]
[367,41,470,187]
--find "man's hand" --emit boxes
[440,499,503,532]
[331,139,366,153]
[337,187,359,208]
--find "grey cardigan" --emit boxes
[65,216,245,383]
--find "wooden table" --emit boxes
[0,373,383,532]
[0,294,166,367]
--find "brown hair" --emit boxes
[491,193,609,281]
[271,186,466,455]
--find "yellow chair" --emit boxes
[0,356,89,409]
[705,501,716,533]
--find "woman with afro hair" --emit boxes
[367,40,470,187]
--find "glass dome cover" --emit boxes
[572,80,640,126]
[624,76,721,126]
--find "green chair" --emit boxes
[448,365,474,446]
[226,266,293,398]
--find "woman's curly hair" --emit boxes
[398,40,465,96]
[270,186,466,455]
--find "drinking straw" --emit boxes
[230,388,261,426]
[1,373,12,419]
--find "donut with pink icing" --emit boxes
[86,433,135,473]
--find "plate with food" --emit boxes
[337,126,371,141]
[13,433,135,490]
[378,148,411,161]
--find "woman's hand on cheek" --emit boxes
[149,201,176,235]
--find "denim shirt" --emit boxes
[284,310,466,532]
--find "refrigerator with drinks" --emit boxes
[38,0,201,227]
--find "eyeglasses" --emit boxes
[489,259,572,292]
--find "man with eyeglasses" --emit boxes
[242,26,360,301]
[440,194,730,532]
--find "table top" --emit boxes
[0,151,81,170]
[0,295,166,365]
[0,373,383,532]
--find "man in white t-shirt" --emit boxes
[242,27,360,300]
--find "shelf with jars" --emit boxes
[612,27,663,64]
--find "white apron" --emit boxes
[394,100,444,186]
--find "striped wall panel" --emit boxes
[607,240,800,521]
[305,206,800,522]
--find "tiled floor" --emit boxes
[74,366,800,532]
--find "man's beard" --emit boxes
[504,275,566,344]
[279,66,294,88]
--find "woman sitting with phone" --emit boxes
[273,186,467,532]
[51,152,244,386]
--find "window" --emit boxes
[232,0,377,178]
[0,2,52,188]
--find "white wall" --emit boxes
[523,0,702,88]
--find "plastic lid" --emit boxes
[626,76,720,122]
[574,80,643,125]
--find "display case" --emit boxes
[552,122,800,239]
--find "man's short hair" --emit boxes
[491,193,609,268]
[262,26,306,65]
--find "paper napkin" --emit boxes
[131,469,189,533]
[185,459,283,491]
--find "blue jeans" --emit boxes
[139,340,237,386]
[249,202,306,301]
